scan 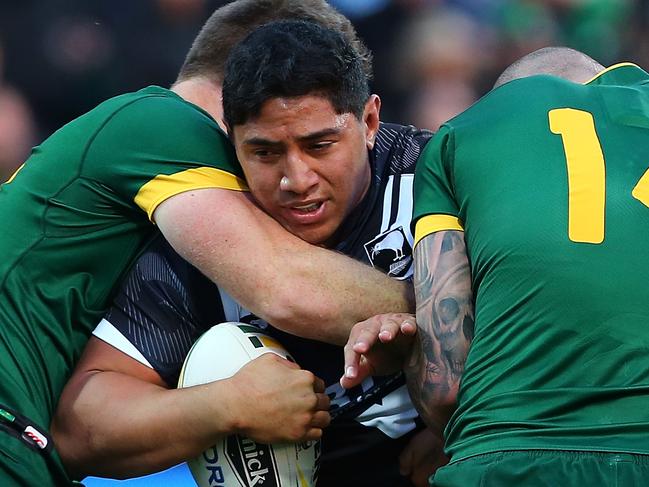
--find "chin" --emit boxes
[292,229,331,246]
[298,233,327,246]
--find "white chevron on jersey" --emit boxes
[357,385,419,439]
[366,174,415,280]
[93,318,153,368]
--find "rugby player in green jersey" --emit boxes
[0,1,414,485]
[343,46,649,485]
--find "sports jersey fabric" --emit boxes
[0,86,244,484]
[96,122,433,487]
[413,64,649,463]
[432,451,649,487]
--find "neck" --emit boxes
[171,77,225,130]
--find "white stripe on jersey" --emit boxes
[396,174,414,245]
[373,173,415,280]
[380,175,394,231]
[379,174,414,236]
[93,318,154,368]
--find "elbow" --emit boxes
[257,291,335,343]
[412,387,458,435]
[405,367,459,434]
[50,418,93,480]
[260,294,317,332]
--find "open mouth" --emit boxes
[293,202,322,213]
[284,200,327,226]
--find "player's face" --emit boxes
[233,94,380,245]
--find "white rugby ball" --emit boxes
[178,322,320,487]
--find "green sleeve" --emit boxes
[412,125,463,244]
[83,93,246,218]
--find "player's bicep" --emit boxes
[70,336,167,389]
[153,188,294,316]
[152,187,255,251]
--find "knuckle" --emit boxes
[301,369,315,383]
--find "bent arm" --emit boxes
[50,337,238,479]
[154,189,414,345]
[406,230,474,435]
[51,337,329,480]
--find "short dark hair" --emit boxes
[222,19,371,128]
[177,0,372,84]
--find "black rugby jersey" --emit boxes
[95,122,433,487]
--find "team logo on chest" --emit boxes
[364,226,412,278]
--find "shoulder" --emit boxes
[96,86,226,142]
[452,75,583,127]
[373,122,434,175]
[83,86,241,181]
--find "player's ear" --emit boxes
[363,94,381,150]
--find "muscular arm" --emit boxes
[51,337,328,479]
[154,188,414,345]
[405,230,474,435]
[52,338,225,479]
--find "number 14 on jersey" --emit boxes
[549,107,649,244]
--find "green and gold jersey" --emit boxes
[0,86,246,429]
[413,64,649,460]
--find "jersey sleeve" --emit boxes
[83,92,248,220]
[412,124,464,246]
[95,235,226,386]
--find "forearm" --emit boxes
[54,337,329,480]
[260,241,414,344]
[406,230,474,433]
[404,338,457,437]
[51,372,236,479]
[156,189,414,345]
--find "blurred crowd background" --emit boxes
[0,0,644,181]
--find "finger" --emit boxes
[310,410,331,429]
[351,324,383,353]
[312,376,325,394]
[378,316,405,343]
[344,320,367,350]
[341,348,379,388]
[339,372,357,390]
[314,392,330,412]
[262,352,300,369]
[342,342,362,382]
[400,317,417,336]
[351,355,375,384]
[303,427,324,442]
[379,314,418,342]
[340,362,366,389]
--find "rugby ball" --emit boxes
[178,322,320,487]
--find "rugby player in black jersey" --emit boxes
[52,17,445,487]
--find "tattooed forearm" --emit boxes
[405,230,474,431]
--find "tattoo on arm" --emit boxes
[406,230,474,431]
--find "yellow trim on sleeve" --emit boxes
[414,214,464,247]
[135,167,249,221]
[583,63,638,85]
[4,163,25,184]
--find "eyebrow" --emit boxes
[242,127,342,147]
